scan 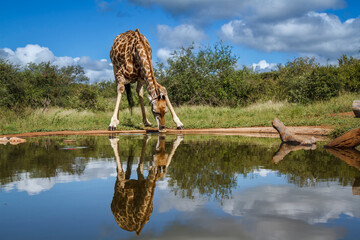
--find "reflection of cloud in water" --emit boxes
[156,177,207,212]
[128,210,344,240]
[252,168,275,177]
[222,184,360,224]
[4,158,117,195]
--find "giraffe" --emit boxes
[110,134,183,234]
[108,29,184,132]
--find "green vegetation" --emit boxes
[156,44,360,106]
[1,43,360,136]
[1,93,359,136]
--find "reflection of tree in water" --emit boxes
[166,141,270,200]
[0,136,116,186]
[274,147,360,187]
[110,135,183,235]
[166,139,360,199]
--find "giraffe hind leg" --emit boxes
[136,82,152,127]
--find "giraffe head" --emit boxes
[150,92,168,132]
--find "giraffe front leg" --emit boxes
[161,87,184,129]
[109,137,125,181]
[109,78,125,131]
[136,82,152,127]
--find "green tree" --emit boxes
[156,42,241,106]
[338,54,360,92]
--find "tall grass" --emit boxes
[1,92,359,136]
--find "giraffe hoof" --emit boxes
[108,126,116,131]
[177,125,185,130]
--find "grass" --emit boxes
[1,92,360,137]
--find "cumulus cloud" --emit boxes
[156,24,207,62]
[129,0,345,23]
[0,44,113,82]
[252,60,278,72]
[220,12,360,60]
[157,24,207,49]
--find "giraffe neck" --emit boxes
[144,75,158,101]
[134,29,159,101]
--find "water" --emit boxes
[1,134,359,240]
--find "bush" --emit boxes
[338,55,360,92]
[156,43,249,106]
[305,66,341,102]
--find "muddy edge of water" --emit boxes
[0,126,331,141]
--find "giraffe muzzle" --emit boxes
[159,125,166,132]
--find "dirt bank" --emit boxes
[0,126,332,141]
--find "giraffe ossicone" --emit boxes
[108,29,184,132]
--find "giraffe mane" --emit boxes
[135,28,159,97]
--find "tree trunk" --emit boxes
[272,118,316,145]
[324,127,360,148]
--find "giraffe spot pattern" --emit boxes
[110,29,160,98]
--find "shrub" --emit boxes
[338,54,360,92]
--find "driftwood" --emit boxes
[324,127,360,148]
[352,100,360,118]
[272,118,316,145]
[273,143,316,164]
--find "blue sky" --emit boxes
[1,0,360,82]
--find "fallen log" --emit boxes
[352,100,360,118]
[272,118,316,145]
[324,127,360,148]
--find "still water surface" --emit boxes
[1,134,360,240]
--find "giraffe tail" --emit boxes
[125,83,134,114]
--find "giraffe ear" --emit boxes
[159,92,165,100]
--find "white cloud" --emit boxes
[157,24,207,49]
[252,60,278,72]
[220,12,360,60]
[156,48,172,63]
[156,24,207,62]
[129,0,345,23]
[0,45,55,66]
[0,44,113,82]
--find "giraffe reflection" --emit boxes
[110,134,183,235]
